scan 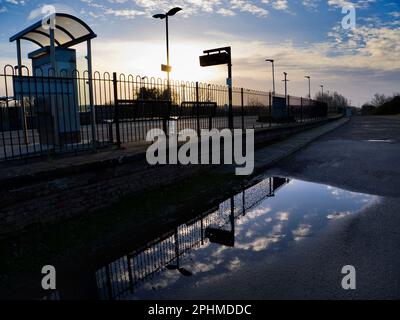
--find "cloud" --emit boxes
[272,0,288,11]
[302,0,319,11]
[0,7,8,14]
[328,0,376,9]
[28,4,78,20]
[389,11,400,18]
[105,8,146,19]
[217,8,236,16]
[231,0,269,17]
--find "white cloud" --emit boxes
[389,11,400,18]
[272,0,288,11]
[5,0,25,5]
[230,0,269,17]
[0,7,8,14]
[217,8,236,16]
[105,8,146,19]
[302,0,319,11]
[328,0,376,9]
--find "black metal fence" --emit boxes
[1,65,329,162]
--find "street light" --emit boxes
[153,7,182,100]
[305,76,311,99]
[282,72,289,99]
[265,59,275,95]
[320,84,324,96]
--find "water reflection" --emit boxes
[90,177,377,300]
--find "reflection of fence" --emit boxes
[1,65,330,161]
[95,177,289,300]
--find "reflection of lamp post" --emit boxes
[265,59,275,95]
[152,7,182,100]
[305,76,311,99]
[166,229,193,277]
[207,84,211,102]
[320,84,324,97]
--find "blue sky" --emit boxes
[0,0,399,105]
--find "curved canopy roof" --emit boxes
[9,13,97,48]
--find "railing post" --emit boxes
[196,82,200,136]
[269,92,272,127]
[300,97,303,123]
[287,95,290,123]
[112,72,121,148]
[241,88,244,130]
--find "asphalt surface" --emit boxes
[162,116,400,299]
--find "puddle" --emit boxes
[87,176,378,300]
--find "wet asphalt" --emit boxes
[160,116,400,299]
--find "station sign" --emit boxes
[199,52,230,67]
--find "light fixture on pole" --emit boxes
[265,59,275,95]
[153,7,182,100]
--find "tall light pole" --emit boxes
[153,7,182,100]
[282,72,289,99]
[320,84,324,96]
[265,59,275,95]
[305,76,311,99]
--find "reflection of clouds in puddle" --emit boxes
[276,211,289,221]
[237,206,271,226]
[292,224,312,241]
[143,270,181,291]
[327,211,352,219]
[236,236,281,252]
[227,257,241,271]
[193,262,216,273]
[271,222,283,234]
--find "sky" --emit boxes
[0,0,399,106]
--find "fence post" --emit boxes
[300,97,303,123]
[287,95,290,123]
[112,72,121,148]
[269,92,272,127]
[241,88,244,130]
[196,82,200,137]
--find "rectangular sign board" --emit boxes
[161,64,172,72]
[199,52,229,67]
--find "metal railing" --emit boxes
[1,65,329,162]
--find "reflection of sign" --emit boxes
[226,77,232,87]
[161,64,171,72]
[199,52,229,67]
[205,227,234,247]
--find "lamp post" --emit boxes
[153,7,182,100]
[305,76,311,99]
[282,72,289,99]
[265,59,275,95]
[320,84,324,97]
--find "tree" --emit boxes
[370,93,390,107]
[315,91,349,113]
